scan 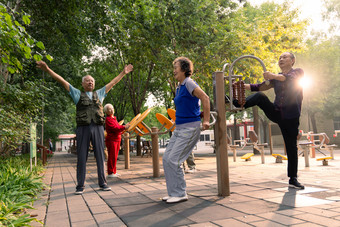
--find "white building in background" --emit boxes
[197,130,215,147]
[56,134,76,152]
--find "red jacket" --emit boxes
[105,116,125,142]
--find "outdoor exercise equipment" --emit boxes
[122,109,151,170]
[124,108,216,178]
[223,55,267,112]
[155,113,175,132]
[167,108,176,121]
[164,108,216,131]
[212,55,268,196]
[248,130,268,164]
[134,122,151,136]
[122,107,177,177]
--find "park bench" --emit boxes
[248,130,268,164]
[141,141,152,157]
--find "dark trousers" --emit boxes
[76,122,107,190]
[235,92,299,178]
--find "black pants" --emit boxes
[234,92,299,178]
[76,122,107,190]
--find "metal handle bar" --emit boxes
[200,111,217,130]
[226,55,268,111]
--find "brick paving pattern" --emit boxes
[30,147,340,226]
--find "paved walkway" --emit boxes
[30,148,340,227]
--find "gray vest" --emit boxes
[76,91,105,126]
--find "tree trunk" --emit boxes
[261,119,268,144]
[310,112,318,133]
[136,135,141,156]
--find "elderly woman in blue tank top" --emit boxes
[162,57,210,204]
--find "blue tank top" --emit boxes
[174,80,201,125]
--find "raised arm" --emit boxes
[105,64,133,93]
[36,61,70,92]
[193,87,210,131]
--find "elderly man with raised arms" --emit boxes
[37,61,133,194]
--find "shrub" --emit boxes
[0,155,46,226]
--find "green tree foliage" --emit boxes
[0,2,52,155]
[222,1,307,139]
[298,39,340,133]
[323,0,339,35]
[297,0,339,132]
[1,0,112,153]
[0,0,310,154]
[224,1,307,84]
[0,3,52,78]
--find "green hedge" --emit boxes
[0,155,46,226]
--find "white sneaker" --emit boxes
[166,195,188,204]
[162,196,170,201]
[186,168,196,174]
[107,173,120,178]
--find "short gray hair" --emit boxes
[82,75,95,83]
[103,103,114,114]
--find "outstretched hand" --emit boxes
[124,64,133,74]
[36,61,49,72]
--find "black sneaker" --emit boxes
[75,188,85,195]
[289,178,305,189]
[100,185,111,191]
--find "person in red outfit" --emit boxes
[104,104,130,178]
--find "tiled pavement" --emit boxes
[30,148,340,227]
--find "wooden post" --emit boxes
[151,127,160,177]
[260,146,265,164]
[303,145,310,167]
[268,123,273,155]
[310,135,315,158]
[213,71,230,197]
[123,132,130,169]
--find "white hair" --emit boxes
[82,75,95,83]
[103,103,114,114]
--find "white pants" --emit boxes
[162,127,201,197]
